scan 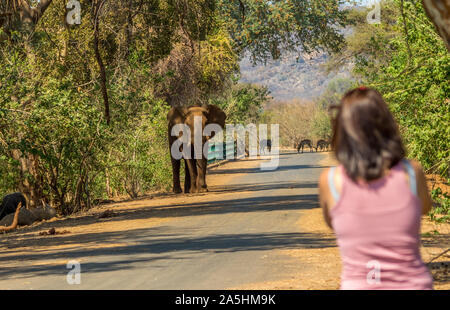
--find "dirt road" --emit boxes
[0,151,448,289]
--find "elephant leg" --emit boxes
[185,158,198,193]
[171,158,182,194]
[196,158,208,193]
[184,159,191,193]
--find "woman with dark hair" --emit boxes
[319,87,433,290]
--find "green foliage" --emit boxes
[430,187,450,223]
[2,0,445,220]
[0,60,108,212]
[212,80,271,124]
[0,42,175,212]
[311,108,331,141]
[308,77,357,142]
[200,28,239,95]
[218,0,351,63]
[105,101,172,199]
[0,0,237,213]
[265,99,330,147]
[316,77,357,109]
[331,0,450,221]
[368,1,449,176]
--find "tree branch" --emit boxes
[400,0,413,64]
[92,0,111,125]
[16,0,53,25]
[238,0,246,22]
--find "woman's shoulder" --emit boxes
[408,159,424,171]
[319,166,342,189]
[319,167,332,188]
[402,158,425,176]
[319,167,330,179]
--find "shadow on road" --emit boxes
[211,181,318,193]
[209,164,328,175]
[0,151,334,283]
[0,229,335,279]
[0,191,326,279]
[3,192,320,242]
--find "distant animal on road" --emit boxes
[259,139,272,155]
[0,192,26,221]
[297,139,314,153]
[316,140,330,152]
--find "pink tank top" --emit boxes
[328,159,433,290]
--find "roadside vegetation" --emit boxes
[0,1,447,222]
[263,77,355,148]
[327,0,449,222]
[0,0,349,214]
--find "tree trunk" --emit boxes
[1,0,53,34]
[125,0,133,60]
[422,0,450,51]
[92,1,111,125]
[11,149,42,208]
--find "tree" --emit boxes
[0,0,239,211]
[329,1,449,178]
[266,100,320,147]
[218,0,351,63]
[316,77,357,109]
[212,80,271,124]
[0,0,53,34]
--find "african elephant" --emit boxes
[168,104,226,194]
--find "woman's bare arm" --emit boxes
[319,169,333,229]
[411,160,433,215]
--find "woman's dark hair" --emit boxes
[331,87,406,182]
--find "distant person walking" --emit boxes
[319,87,433,290]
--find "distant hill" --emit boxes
[237,2,371,101]
[239,50,351,101]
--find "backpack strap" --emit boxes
[402,159,418,196]
[328,167,340,202]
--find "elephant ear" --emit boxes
[206,104,226,128]
[167,106,188,125]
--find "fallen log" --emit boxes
[0,202,22,233]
